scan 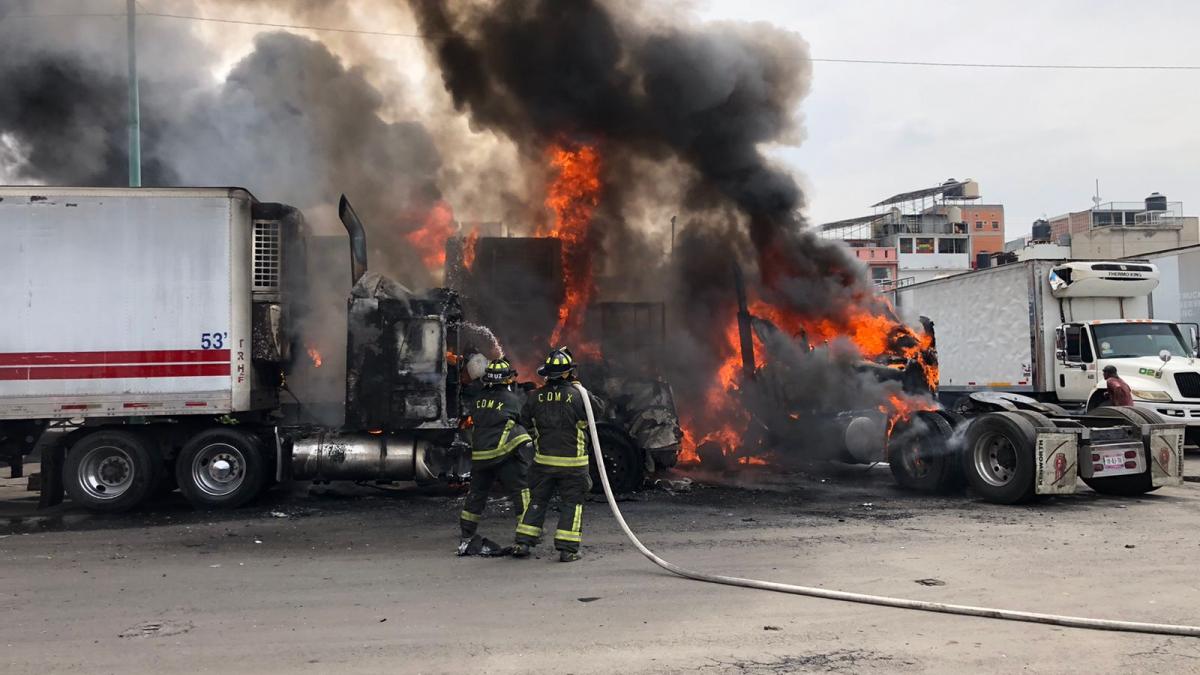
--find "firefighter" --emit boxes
[513,347,597,563]
[458,358,532,556]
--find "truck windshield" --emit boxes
[1092,323,1191,359]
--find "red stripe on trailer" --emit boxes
[0,349,230,367]
[0,363,231,381]
[60,404,90,410]
[123,403,154,409]
[184,401,208,407]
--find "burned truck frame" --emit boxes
[446,235,683,494]
[5,189,674,513]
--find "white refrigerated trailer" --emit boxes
[896,259,1200,438]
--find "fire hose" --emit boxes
[574,382,1200,638]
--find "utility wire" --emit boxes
[811,57,1200,71]
[5,10,1200,71]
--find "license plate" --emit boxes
[1103,455,1125,469]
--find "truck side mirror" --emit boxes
[1159,349,1172,364]
[1183,323,1200,358]
[1055,349,1067,363]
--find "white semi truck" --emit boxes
[0,187,665,513]
[897,259,1200,443]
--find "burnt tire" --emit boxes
[888,412,962,492]
[63,430,159,513]
[1082,407,1158,497]
[175,428,267,509]
[962,412,1038,504]
[589,426,643,494]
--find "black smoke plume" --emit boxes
[410,0,902,460]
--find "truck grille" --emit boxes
[252,220,281,292]
[1175,372,1200,399]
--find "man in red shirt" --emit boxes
[1103,365,1134,407]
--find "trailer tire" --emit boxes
[1011,410,1056,431]
[962,412,1038,504]
[175,428,266,509]
[888,412,961,492]
[63,430,159,512]
[1082,407,1158,497]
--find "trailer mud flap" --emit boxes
[1035,432,1078,495]
[1149,426,1185,488]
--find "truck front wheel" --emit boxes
[962,412,1038,504]
[63,430,159,512]
[175,428,267,509]
[888,411,961,492]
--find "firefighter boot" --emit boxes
[559,550,582,563]
[512,543,531,559]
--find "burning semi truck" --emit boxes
[0,186,677,512]
[715,261,1187,504]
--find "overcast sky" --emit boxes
[696,0,1200,238]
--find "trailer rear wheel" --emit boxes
[176,428,266,509]
[962,412,1038,504]
[63,430,159,512]
[888,412,961,492]
[1082,407,1158,497]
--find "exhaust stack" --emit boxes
[732,263,756,381]
[338,195,369,286]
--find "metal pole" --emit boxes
[670,215,676,253]
[127,0,142,187]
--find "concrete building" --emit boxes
[845,241,898,286]
[957,204,1006,261]
[819,178,1002,285]
[1049,193,1199,259]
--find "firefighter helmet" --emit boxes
[482,358,517,384]
[537,347,576,379]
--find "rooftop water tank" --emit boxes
[1146,192,1168,211]
[1031,219,1051,241]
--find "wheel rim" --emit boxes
[973,431,1017,487]
[190,442,246,497]
[77,445,136,501]
[898,440,930,479]
[592,434,633,491]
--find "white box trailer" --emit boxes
[896,258,1200,439]
[0,187,270,419]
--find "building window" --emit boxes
[975,221,983,229]
[871,266,891,281]
[915,237,934,253]
[991,221,999,230]
[938,238,967,254]
[899,238,913,253]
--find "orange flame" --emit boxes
[463,226,479,271]
[307,346,323,368]
[677,291,939,468]
[542,142,601,350]
[405,201,456,272]
[880,392,939,438]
